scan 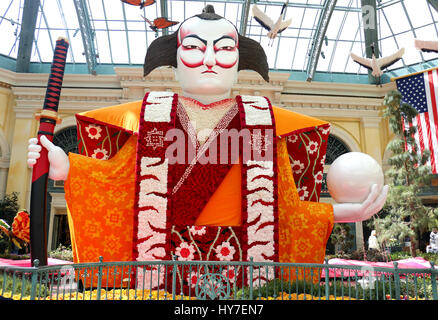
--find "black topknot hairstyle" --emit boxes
[143,5,269,82]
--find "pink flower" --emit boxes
[189,226,206,236]
[291,160,305,174]
[85,124,102,140]
[297,186,309,200]
[187,271,200,288]
[215,241,235,261]
[91,148,109,160]
[222,267,238,283]
[315,171,324,184]
[175,242,195,261]
[306,141,319,155]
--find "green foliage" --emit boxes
[330,223,355,255]
[0,192,19,226]
[48,244,73,262]
[0,192,20,255]
[0,272,49,298]
[372,91,438,255]
[233,275,435,300]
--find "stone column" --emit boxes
[6,112,37,209]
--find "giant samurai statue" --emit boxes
[28,6,388,288]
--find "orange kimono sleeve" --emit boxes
[64,135,137,264]
[277,137,334,265]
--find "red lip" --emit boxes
[202,70,217,74]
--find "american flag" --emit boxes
[396,68,438,174]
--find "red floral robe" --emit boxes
[64,93,334,288]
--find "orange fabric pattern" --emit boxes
[277,137,334,264]
[65,135,137,265]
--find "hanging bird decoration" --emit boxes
[414,39,438,53]
[350,43,405,85]
[141,15,179,36]
[121,0,156,9]
[251,3,292,46]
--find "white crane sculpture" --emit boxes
[350,43,405,85]
[414,39,438,53]
[251,3,292,46]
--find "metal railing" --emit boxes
[1,257,437,301]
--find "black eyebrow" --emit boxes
[182,34,207,45]
[213,35,236,45]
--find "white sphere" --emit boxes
[326,152,384,203]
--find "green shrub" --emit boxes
[48,244,73,262]
[0,272,49,298]
[233,274,436,300]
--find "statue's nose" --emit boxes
[203,46,216,67]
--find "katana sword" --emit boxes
[30,37,69,266]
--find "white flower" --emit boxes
[287,134,298,143]
[189,226,206,236]
[215,241,236,261]
[291,160,305,174]
[315,171,324,184]
[306,141,319,155]
[91,148,109,160]
[297,186,309,200]
[320,154,326,165]
[319,126,330,135]
[175,242,195,261]
[85,124,102,140]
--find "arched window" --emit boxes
[324,135,351,165]
[52,126,79,155]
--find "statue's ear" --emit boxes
[143,33,178,77]
[238,34,269,82]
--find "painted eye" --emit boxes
[219,46,234,51]
[183,45,200,50]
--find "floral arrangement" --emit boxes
[0,210,30,251]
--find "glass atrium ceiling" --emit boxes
[0,0,437,82]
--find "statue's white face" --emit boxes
[175,17,239,102]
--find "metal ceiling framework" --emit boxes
[2,0,438,79]
[428,0,438,13]
[160,0,170,36]
[73,0,97,75]
[16,0,39,73]
[305,0,337,81]
[239,0,252,36]
[360,0,379,83]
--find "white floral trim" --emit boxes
[143,91,175,123]
[240,95,272,126]
[136,265,165,291]
[245,160,275,263]
[136,93,175,289]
